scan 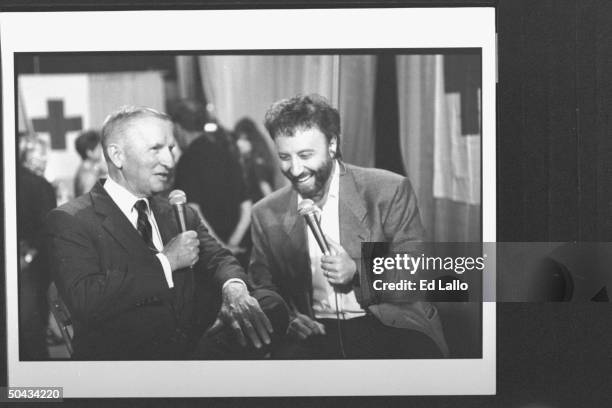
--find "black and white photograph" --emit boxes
[1,8,496,397]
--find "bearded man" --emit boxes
[248,94,447,359]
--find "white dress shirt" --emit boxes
[103,177,174,288]
[300,160,366,320]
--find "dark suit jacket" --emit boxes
[45,181,246,359]
[174,131,248,242]
[19,166,57,253]
[248,162,426,318]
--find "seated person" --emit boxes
[45,106,288,360]
[249,95,447,359]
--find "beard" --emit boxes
[286,157,334,201]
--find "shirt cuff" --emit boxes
[156,253,174,289]
[222,278,247,291]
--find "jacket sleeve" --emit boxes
[45,209,168,325]
[186,204,248,289]
[246,207,280,293]
[247,208,298,319]
[383,177,426,246]
[375,177,427,304]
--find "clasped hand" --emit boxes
[208,282,273,349]
[161,230,199,271]
[287,312,325,340]
[320,235,357,286]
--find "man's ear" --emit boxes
[106,143,124,169]
[329,137,338,158]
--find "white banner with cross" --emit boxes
[19,72,165,201]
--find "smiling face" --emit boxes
[275,126,336,202]
[107,116,175,197]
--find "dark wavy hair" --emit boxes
[263,94,341,159]
[168,99,208,132]
[75,130,101,160]
[234,117,276,184]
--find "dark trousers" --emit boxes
[19,264,49,360]
[70,288,289,360]
[274,314,441,359]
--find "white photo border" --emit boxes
[1,8,496,397]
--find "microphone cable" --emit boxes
[303,202,347,358]
[334,290,347,358]
[319,211,346,359]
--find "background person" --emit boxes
[74,129,108,197]
[170,100,252,263]
[233,117,276,203]
[18,133,57,359]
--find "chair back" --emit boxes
[47,282,74,357]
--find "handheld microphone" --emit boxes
[299,201,346,357]
[168,189,187,232]
[298,199,330,256]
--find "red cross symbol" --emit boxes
[32,99,83,150]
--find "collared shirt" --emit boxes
[300,160,366,320]
[103,177,174,288]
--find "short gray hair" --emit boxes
[101,106,171,155]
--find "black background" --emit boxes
[2,0,612,407]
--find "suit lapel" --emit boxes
[338,165,373,306]
[281,164,370,261]
[277,188,313,314]
[338,164,370,255]
[280,188,310,280]
[90,181,151,257]
[91,182,178,309]
[149,196,177,245]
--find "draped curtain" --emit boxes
[176,54,479,242]
[199,55,337,131]
[176,55,377,187]
[338,56,377,168]
[89,72,165,129]
[396,55,482,356]
[397,55,481,242]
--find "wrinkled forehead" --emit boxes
[120,115,173,147]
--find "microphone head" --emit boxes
[298,199,318,216]
[168,189,187,206]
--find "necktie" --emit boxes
[134,199,157,253]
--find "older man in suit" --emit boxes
[249,95,447,359]
[46,106,288,360]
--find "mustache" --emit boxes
[287,171,312,183]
